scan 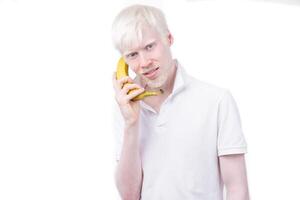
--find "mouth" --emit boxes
[143,67,159,79]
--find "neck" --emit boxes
[142,60,177,112]
[158,60,177,95]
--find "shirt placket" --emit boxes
[155,97,173,133]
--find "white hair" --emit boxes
[111,4,169,53]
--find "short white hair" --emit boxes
[111,4,169,53]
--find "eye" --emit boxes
[145,43,155,51]
[126,52,138,60]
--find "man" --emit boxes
[111,4,250,200]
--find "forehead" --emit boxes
[122,28,161,54]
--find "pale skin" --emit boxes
[219,154,250,200]
[112,27,249,200]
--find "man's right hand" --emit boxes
[112,72,145,127]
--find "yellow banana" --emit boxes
[116,57,161,101]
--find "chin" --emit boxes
[146,82,163,89]
[145,74,167,89]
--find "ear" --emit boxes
[167,31,174,46]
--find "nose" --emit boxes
[139,52,151,68]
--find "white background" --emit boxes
[1,0,300,199]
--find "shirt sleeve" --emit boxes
[217,90,247,156]
[112,102,124,162]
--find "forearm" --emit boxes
[220,154,250,200]
[226,187,250,200]
[115,123,143,200]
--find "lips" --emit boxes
[143,67,159,75]
[143,67,159,79]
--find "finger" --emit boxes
[117,76,133,86]
[126,88,145,101]
[120,83,143,95]
[112,73,131,91]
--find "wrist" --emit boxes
[125,119,139,129]
[124,121,139,134]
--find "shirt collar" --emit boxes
[139,59,189,112]
[171,59,187,97]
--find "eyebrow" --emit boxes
[124,51,136,57]
[144,40,156,48]
[124,40,157,57]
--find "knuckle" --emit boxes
[117,77,129,86]
[122,83,129,88]
[116,79,122,85]
[121,76,129,81]
[123,83,133,90]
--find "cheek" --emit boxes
[154,47,170,62]
[129,65,139,74]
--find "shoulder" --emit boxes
[185,74,229,103]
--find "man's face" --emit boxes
[122,28,174,89]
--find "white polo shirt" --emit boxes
[113,60,247,200]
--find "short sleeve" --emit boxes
[217,90,247,156]
[112,102,124,162]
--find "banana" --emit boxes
[116,57,161,101]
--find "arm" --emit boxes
[115,122,143,200]
[219,154,250,200]
[112,73,145,200]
